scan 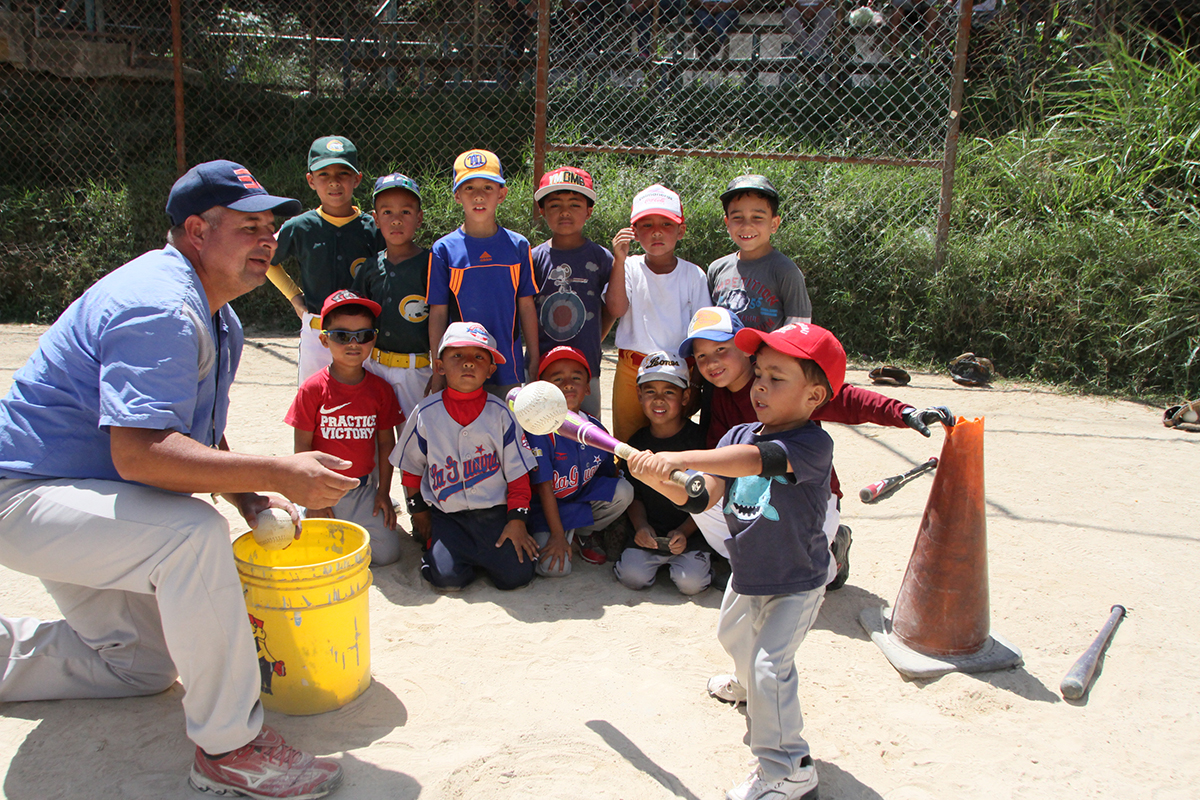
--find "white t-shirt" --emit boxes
[613,254,711,354]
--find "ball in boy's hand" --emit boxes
[507,381,569,435]
[253,507,297,551]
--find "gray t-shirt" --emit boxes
[706,249,812,332]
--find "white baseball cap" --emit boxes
[437,321,507,364]
[630,184,683,224]
[636,351,690,388]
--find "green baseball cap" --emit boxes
[308,136,360,174]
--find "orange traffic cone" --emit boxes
[859,417,1022,679]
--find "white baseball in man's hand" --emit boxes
[253,507,297,551]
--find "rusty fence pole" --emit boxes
[171,0,186,176]
[532,0,550,222]
[934,0,973,273]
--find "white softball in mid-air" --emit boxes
[511,381,569,435]
[253,507,297,551]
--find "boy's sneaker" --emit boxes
[707,673,748,705]
[578,533,607,565]
[189,725,343,799]
[828,525,852,591]
[726,756,818,800]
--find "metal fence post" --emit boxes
[934,0,974,273]
[171,0,185,177]
[532,0,550,220]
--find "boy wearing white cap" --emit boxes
[606,184,711,442]
[613,351,711,595]
[393,321,541,591]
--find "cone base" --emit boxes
[859,605,1023,680]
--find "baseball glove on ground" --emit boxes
[949,353,994,387]
[869,365,912,386]
[1163,400,1200,432]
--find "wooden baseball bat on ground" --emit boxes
[1061,604,1127,700]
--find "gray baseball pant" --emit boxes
[717,583,825,782]
[531,478,633,577]
[0,478,263,755]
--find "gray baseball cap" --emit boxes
[720,174,780,204]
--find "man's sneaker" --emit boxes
[828,525,852,591]
[726,756,819,800]
[707,673,748,705]
[189,725,343,800]
[578,533,607,565]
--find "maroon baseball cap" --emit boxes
[320,289,382,319]
[537,346,592,379]
[734,322,846,397]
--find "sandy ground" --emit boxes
[1,322,1198,800]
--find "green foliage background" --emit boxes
[2,29,1197,399]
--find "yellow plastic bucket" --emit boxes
[233,518,372,715]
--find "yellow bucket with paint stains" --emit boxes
[233,518,372,715]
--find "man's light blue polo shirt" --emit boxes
[0,245,243,482]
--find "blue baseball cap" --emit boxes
[166,160,301,226]
[678,306,745,357]
[373,172,422,201]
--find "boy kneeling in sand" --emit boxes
[524,346,633,575]
[394,322,540,591]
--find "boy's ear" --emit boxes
[486,360,498,378]
[305,173,317,191]
[677,222,686,239]
[349,172,363,189]
[319,332,331,350]
[433,357,445,376]
[770,215,781,234]
[806,382,829,410]
[415,209,424,229]
[497,186,509,203]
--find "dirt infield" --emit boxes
[1,324,1197,799]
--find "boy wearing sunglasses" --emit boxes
[285,290,406,565]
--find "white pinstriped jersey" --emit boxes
[393,392,536,513]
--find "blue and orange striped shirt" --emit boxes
[428,227,539,385]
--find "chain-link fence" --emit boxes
[1,0,1189,326]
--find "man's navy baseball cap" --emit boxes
[166,160,301,226]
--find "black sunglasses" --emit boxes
[323,328,377,345]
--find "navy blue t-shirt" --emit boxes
[716,421,833,595]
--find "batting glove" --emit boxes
[901,406,954,437]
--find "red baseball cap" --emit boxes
[320,289,382,319]
[535,167,597,203]
[734,322,846,398]
[537,346,591,379]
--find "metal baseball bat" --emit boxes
[1060,604,1127,700]
[555,411,706,498]
[859,457,938,503]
